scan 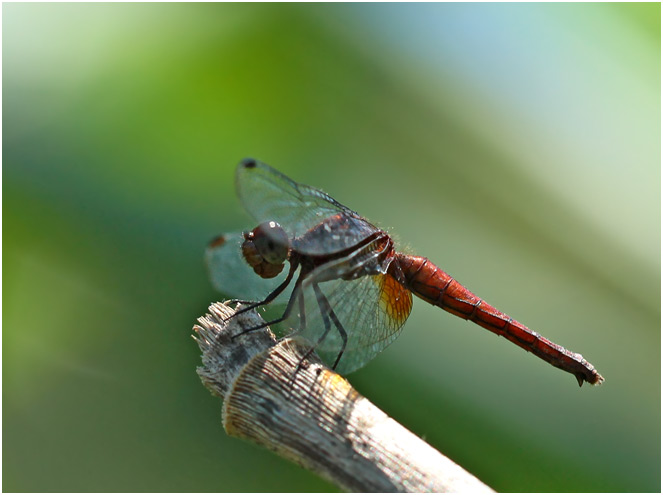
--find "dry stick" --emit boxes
[193,302,494,493]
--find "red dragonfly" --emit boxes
[207,158,604,387]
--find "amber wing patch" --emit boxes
[373,274,413,328]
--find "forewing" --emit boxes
[205,232,289,303]
[235,159,377,255]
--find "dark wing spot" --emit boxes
[240,158,257,168]
[208,235,226,248]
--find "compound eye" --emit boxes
[253,221,289,264]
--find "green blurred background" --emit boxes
[3,3,660,492]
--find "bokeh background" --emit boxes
[3,3,660,492]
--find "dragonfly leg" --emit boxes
[284,289,309,379]
[298,289,306,329]
[296,282,333,372]
[226,298,253,305]
[299,282,348,371]
[327,305,347,370]
[232,270,304,339]
[227,259,300,321]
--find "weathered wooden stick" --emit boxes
[193,302,494,493]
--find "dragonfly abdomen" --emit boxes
[395,254,604,386]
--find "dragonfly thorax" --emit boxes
[241,221,290,279]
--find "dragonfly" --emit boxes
[206,158,604,387]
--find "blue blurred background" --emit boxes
[3,3,660,492]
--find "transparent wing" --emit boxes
[205,232,289,303]
[235,159,379,255]
[293,250,413,374]
[296,272,413,374]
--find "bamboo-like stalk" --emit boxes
[193,302,494,493]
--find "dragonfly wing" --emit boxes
[235,159,378,255]
[295,251,413,374]
[205,232,289,303]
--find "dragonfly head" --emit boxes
[241,221,290,279]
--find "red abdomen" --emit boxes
[395,254,603,386]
